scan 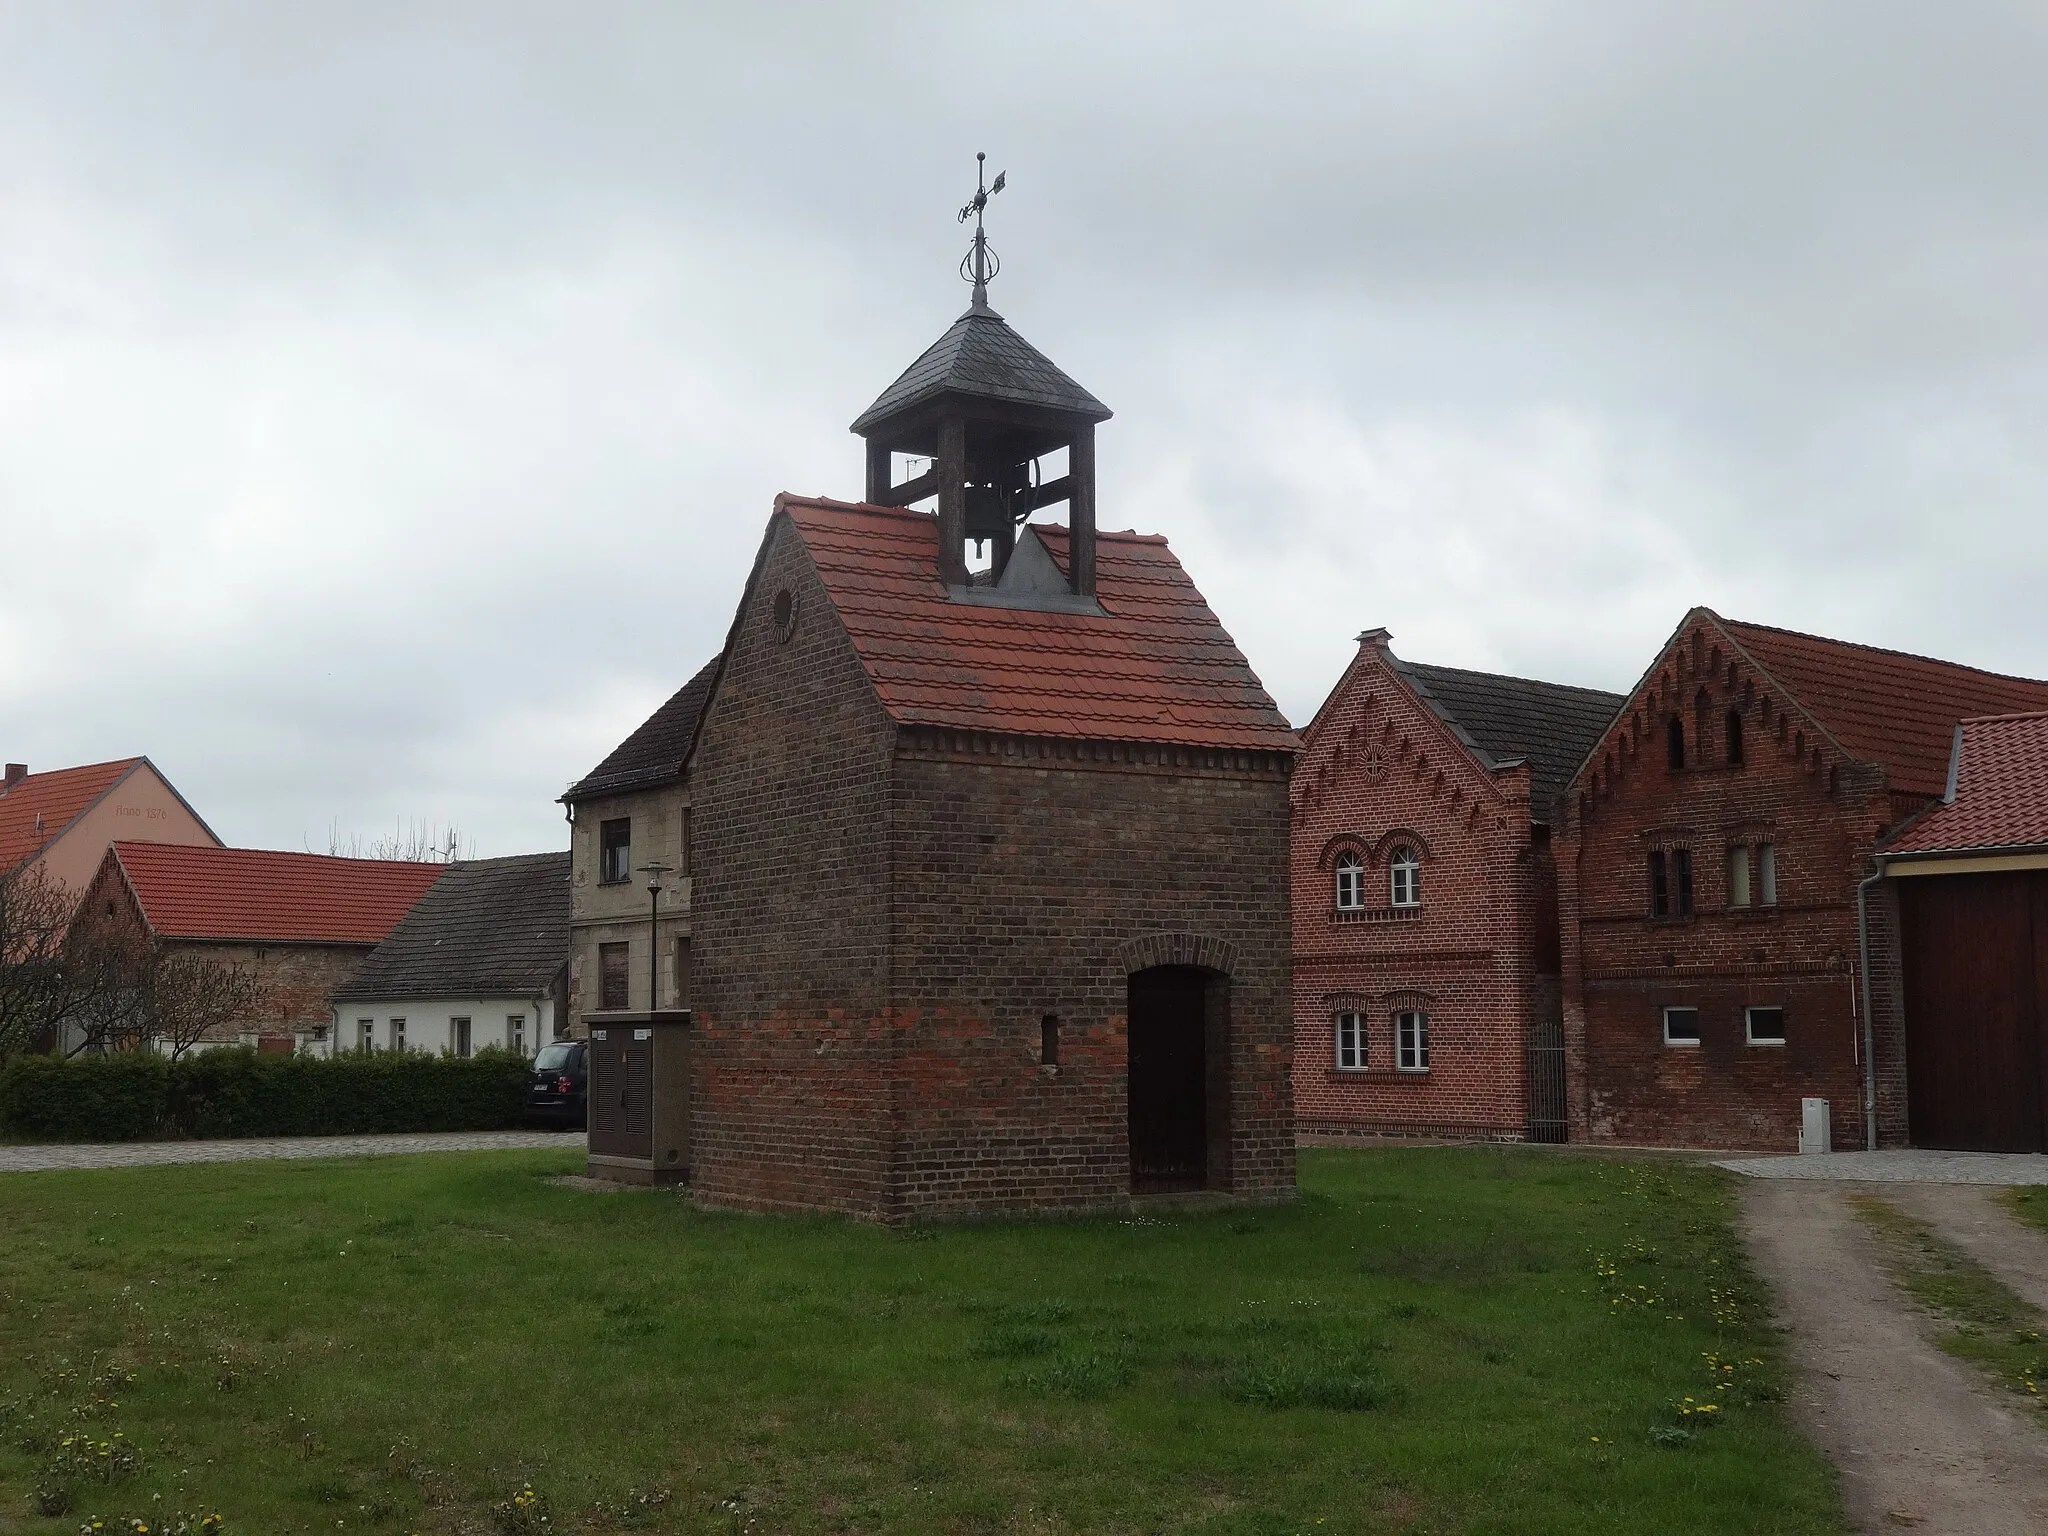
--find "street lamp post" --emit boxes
[637,861,675,1012]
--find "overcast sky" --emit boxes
[5,2,2047,857]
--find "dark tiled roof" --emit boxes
[850,302,1111,435]
[334,852,569,1002]
[780,497,1299,753]
[1885,710,2048,857]
[1721,618,2048,800]
[1396,660,1626,817]
[114,842,446,945]
[564,658,720,802]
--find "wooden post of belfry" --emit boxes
[1068,422,1097,597]
[865,439,892,505]
[936,416,969,587]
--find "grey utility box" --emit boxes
[584,1010,691,1185]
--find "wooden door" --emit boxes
[1128,967,1208,1193]
[1899,872,2045,1152]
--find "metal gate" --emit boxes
[1525,1001,1568,1144]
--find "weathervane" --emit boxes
[957,151,1006,307]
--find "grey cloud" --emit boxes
[2,2,2045,854]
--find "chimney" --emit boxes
[2,764,24,793]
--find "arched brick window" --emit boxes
[1389,845,1421,908]
[1334,852,1365,911]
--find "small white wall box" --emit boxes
[1799,1097,1832,1155]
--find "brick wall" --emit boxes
[686,515,899,1216]
[1560,618,1903,1150]
[886,737,1295,1219]
[1290,645,1539,1140]
[685,511,1297,1221]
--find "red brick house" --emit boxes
[1880,710,2048,1150]
[1291,630,1621,1141]
[78,843,448,1054]
[666,282,1301,1220]
[1558,609,2048,1151]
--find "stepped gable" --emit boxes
[1396,661,1625,816]
[565,657,720,799]
[335,852,569,1001]
[1722,619,2048,801]
[780,495,1298,753]
[111,842,446,945]
[1886,710,2048,857]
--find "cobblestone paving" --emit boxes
[1717,1149,2048,1185]
[0,1129,584,1173]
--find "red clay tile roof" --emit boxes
[0,759,146,873]
[1721,619,2048,800]
[111,842,448,945]
[780,496,1298,752]
[1884,711,2048,856]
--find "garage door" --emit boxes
[1898,871,2048,1152]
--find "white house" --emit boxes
[329,852,569,1058]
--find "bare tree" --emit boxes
[0,864,146,1059]
[142,950,271,1059]
[324,818,472,863]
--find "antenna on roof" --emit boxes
[957,152,1005,308]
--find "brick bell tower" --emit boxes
[850,153,1113,594]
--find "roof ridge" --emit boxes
[1959,708,2048,727]
[115,841,451,872]
[1724,616,2048,687]
[1403,659,1627,701]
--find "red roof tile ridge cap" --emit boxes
[7,756,145,786]
[1959,708,2048,728]
[112,841,446,873]
[776,492,932,521]
[1722,616,2048,686]
[1032,521,1170,545]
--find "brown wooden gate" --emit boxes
[1898,871,2048,1152]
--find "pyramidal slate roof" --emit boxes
[335,852,569,1002]
[564,657,720,801]
[850,301,1112,435]
[1391,657,1626,818]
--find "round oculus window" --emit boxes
[772,588,798,643]
[1361,747,1388,782]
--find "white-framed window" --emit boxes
[357,1018,374,1053]
[452,1017,472,1058]
[1745,1006,1786,1046]
[1758,842,1778,907]
[1389,846,1421,908]
[1662,1006,1701,1047]
[1335,1010,1367,1070]
[1334,853,1365,911]
[507,1014,526,1053]
[1395,1010,1429,1072]
[389,1017,407,1053]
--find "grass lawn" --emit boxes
[0,1146,1839,1536]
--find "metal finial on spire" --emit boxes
[957,151,1006,307]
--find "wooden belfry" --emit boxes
[851,155,1113,593]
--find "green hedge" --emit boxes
[0,1048,531,1143]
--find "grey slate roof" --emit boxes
[1393,659,1626,820]
[334,852,569,1002]
[563,657,719,802]
[850,301,1112,435]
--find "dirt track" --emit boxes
[1742,1179,2048,1534]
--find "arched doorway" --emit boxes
[1128,965,1230,1193]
